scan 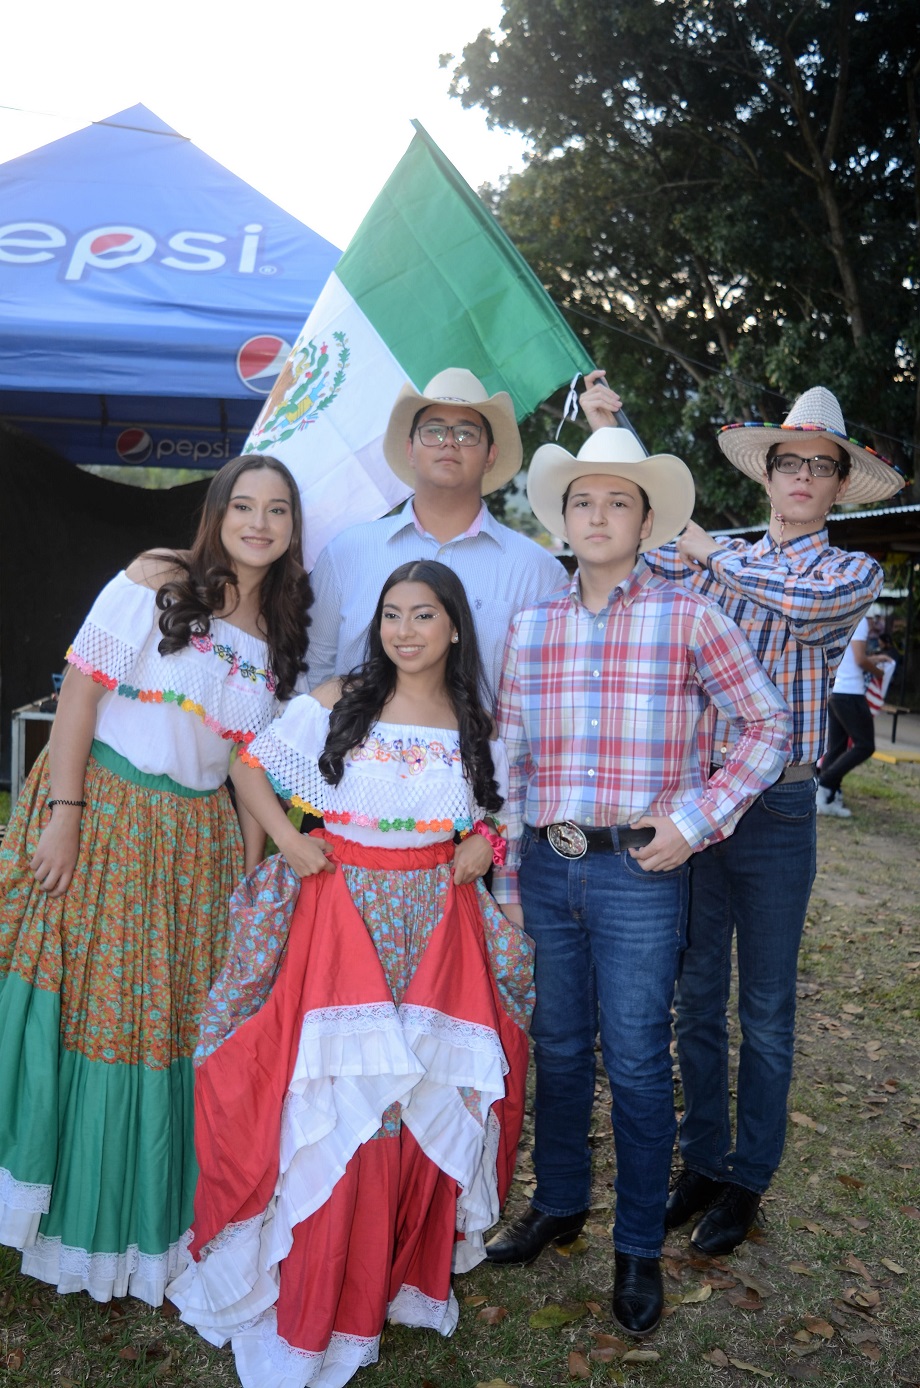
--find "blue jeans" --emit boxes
[519,829,689,1258]
[675,779,817,1194]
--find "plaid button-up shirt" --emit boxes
[493,561,792,905]
[645,528,883,766]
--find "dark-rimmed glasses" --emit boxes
[415,423,484,448]
[771,454,841,478]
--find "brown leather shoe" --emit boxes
[485,1206,588,1266]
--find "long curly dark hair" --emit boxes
[319,561,502,812]
[153,455,310,700]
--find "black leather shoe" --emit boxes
[690,1182,761,1255]
[664,1167,725,1230]
[612,1252,663,1337]
[484,1206,588,1266]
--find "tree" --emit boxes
[448,0,920,522]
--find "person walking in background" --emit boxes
[0,456,310,1304]
[170,561,534,1387]
[308,368,572,697]
[580,376,904,1257]
[816,608,895,817]
[484,429,790,1337]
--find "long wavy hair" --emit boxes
[318,561,501,812]
[153,455,310,700]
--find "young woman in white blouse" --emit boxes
[170,559,534,1388]
[0,455,310,1305]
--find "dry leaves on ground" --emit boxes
[528,1303,587,1329]
[567,1350,592,1379]
[477,1305,509,1326]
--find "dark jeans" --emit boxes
[819,693,875,793]
[519,828,689,1258]
[675,779,817,1193]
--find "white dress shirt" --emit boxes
[308,499,567,699]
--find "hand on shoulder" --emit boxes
[125,549,186,590]
[675,521,718,569]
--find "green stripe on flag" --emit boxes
[336,121,592,416]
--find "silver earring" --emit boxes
[451,634,459,643]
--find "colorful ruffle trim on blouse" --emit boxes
[237,748,323,817]
[66,649,259,747]
[237,749,476,834]
[324,809,475,835]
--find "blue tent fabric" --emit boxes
[0,104,341,466]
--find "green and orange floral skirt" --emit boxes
[0,741,242,1304]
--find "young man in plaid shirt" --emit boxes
[484,428,791,1336]
[579,377,904,1258]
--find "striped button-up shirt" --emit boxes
[308,500,567,699]
[645,529,882,766]
[493,562,792,905]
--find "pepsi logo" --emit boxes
[116,428,153,464]
[0,221,266,281]
[90,231,138,256]
[236,335,292,394]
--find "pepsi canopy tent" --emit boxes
[0,104,341,467]
[0,105,341,785]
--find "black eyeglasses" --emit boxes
[416,423,484,448]
[771,454,841,478]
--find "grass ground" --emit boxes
[1,759,918,1386]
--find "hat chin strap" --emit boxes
[768,491,830,543]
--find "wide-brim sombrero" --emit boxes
[382,367,522,494]
[527,427,695,552]
[717,386,904,505]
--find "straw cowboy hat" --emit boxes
[717,386,904,506]
[527,427,695,552]
[383,368,522,493]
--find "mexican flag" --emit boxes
[243,121,592,568]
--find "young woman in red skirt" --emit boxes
[169,559,533,1388]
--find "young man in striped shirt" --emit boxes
[484,428,791,1336]
[307,368,570,697]
[580,377,903,1257]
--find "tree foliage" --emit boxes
[449,0,920,523]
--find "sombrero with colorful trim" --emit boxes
[717,386,905,505]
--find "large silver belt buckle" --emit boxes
[546,822,588,859]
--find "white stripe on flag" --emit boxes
[243,272,414,568]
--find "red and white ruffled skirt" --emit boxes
[168,833,534,1388]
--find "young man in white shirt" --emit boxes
[308,369,574,698]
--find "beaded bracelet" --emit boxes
[47,798,87,810]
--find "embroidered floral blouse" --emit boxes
[67,571,283,791]
[243,693,509,849]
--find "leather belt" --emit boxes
[533,822,655,860]
[710,762,816,785]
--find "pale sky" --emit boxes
[0,0,529,251]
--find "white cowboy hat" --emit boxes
[383,368,522,493]
[527,427,695,552]
[717,386,904,505]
